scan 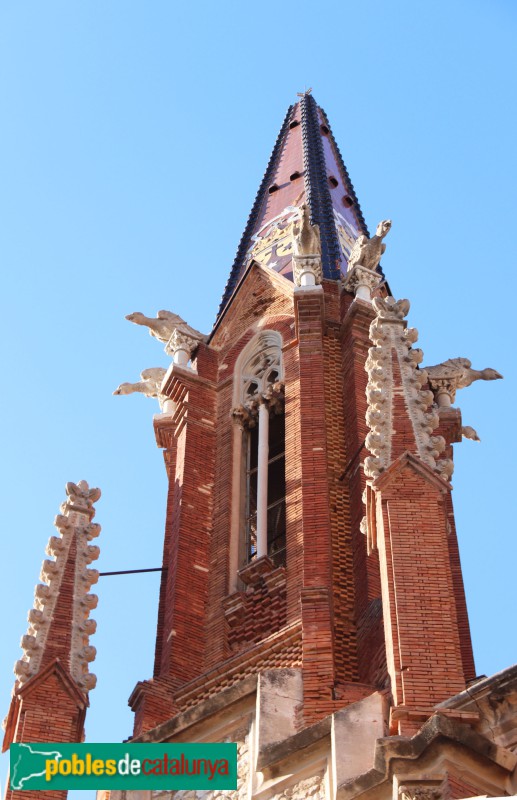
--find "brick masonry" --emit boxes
[126,264,476,741]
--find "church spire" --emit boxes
[217,93,369,321]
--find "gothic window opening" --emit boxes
[265,412,286,567]
[245,411,286,568]
[233,332,286,571]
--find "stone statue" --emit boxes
[423,357,503,406]
[125,311,207,345]
[293,204,321,256]
[348,219,391,272]
[113,367,167,406]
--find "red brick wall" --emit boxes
[6,667,86,800]
[340,297,385,688]
[375,460,466,731]
[137,267,474,739]
[434,410,476,682]
[225,568,287,650]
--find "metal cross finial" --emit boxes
[297,87,313,97]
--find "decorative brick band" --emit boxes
[173,621,302,713]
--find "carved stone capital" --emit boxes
[342,265,382,302]
[399,784,442,800]
[261,380,285,414]
[293,255,323,287]
[427,377,458,407]
[231,403,258,430]
[165,328,202,364]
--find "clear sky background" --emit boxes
[1,1,516,797]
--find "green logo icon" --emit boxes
[10,743,237,790]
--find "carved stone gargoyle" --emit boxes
[292,204,321,257]
[125,311,207,345]
[113,367,167,409]
[423,357,503,407]
[348,219,391,272]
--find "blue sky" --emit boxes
[1,1,516,797]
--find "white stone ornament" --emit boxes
[292,204,323,287]
[363,296,451,485]
[125,310,207,345]
[293,203,321,258]
[165,328,202,365]
[293,255,323,287]
[342,264,382,302]
[113,367,167,409]
[348,219,391,272]
[422,357,503,407]
[14,481,101,693]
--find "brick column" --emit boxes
[294,285,335,724]
[340,296,384,687]
[434,408,476,683]
[373,454,467,735]
[130,363,216,735]
[152,415,178,681]
[157,366,216,688]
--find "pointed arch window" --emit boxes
[232,332,286,574]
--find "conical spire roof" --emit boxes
[217,92,370,321]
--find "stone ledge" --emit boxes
[131,674,258,744]
[257,714,331,772]
[337,714,517,800]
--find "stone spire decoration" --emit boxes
[363,295,450,485]
[3,481,101,755]
[14,481,101,691]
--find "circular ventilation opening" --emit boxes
[290,171,302,181]
[329,176,338,188]
[268,184,279,194]
[342,196,354,207]
[289,119,300,129]
[320,124,330,135]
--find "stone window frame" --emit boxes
[229,330,285,592]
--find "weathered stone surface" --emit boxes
[331,692,386,787]
[256,669,303,754]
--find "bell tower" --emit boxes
[114,94,514,799]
